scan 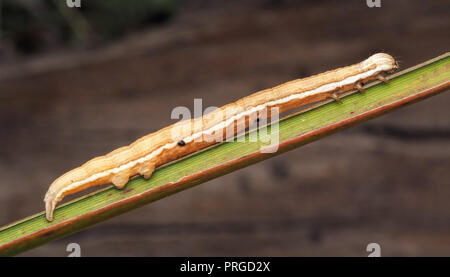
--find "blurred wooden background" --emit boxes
[0,0,449,256]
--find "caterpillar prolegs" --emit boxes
[44,53,397,221]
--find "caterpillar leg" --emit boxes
[137,162,155,179]
[138,163,155,180]
[328,93,342,103]
[355,83,365,94]
[111,173,129,189]
[45,194,56,222]
[377,74,389,83]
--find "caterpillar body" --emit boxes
[44,53,397,221]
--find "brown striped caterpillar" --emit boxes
[44,53,397,221]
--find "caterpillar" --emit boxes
[44,53,397,221]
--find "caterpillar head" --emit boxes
[362,53,398,72]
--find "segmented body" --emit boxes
[44,53,397,221]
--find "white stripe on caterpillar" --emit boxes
[44,53,397,221]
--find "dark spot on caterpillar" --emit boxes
[177,140,186,146]
[360,81,365,86]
